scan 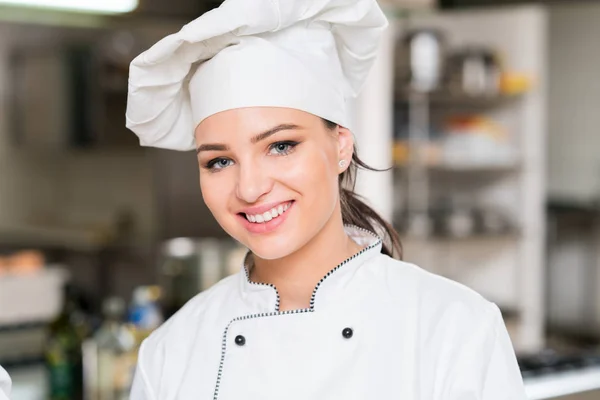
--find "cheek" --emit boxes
[199,173,231,216]
[277,146,338,199]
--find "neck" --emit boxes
[249,205,363,311]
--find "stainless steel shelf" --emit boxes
[394,161,521,174]
[399,232,520,244]
[395,89,525,108]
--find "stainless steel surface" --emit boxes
[0,326,46,363]
[546,206,600,336]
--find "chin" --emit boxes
[249,248,291,261]
[217,222,298,260]
[245,236,300,261]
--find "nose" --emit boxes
[235,162,273,204]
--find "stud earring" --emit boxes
[339,159,346,168]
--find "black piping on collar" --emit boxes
[241,224,382,313]
[214,225,381,400]
[242,252,282,311]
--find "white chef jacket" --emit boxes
[0,364,10,400]
[130,226,527,400]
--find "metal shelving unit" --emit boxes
[390,5,548,355]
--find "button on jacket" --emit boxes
[130,226,527,400]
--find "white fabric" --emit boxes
[0,364,10,400]
[130,226,527,399]
[126,0,388,151]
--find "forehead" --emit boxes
[194,107,320,142]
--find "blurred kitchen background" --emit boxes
[0,0,599,399]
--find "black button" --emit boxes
[342,327,353,339]
[235,335,246,346]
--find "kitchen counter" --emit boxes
[521,350,600,399]
[525,366,600,399]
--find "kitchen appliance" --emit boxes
[0,267,67,373]
[521,349,600,400]
[0,325,47,365]
[0,268,67,327]
[546,206,600,338]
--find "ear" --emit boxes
[336,125,354,172]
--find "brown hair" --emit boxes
[322,119,402,259]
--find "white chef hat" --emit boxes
[126,0,388,151]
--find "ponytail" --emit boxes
[323,119,403,259]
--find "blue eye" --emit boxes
[269,141,298,156]
[206,158,233,171]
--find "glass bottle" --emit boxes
[46,285,87,400]
[93,297,137,400]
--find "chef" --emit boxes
[125,0,528,398]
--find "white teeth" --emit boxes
[245,201,292,224]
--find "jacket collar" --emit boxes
[238,225,383,313]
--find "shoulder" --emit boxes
[365,253,498,327]
[365,254,508,365]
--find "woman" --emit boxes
[126,0,527,398]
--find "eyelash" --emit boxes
[204,140,299,171]
[268,140,298,156]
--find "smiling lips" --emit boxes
[243,201,293,223]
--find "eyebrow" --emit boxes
[196,123,301,154]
